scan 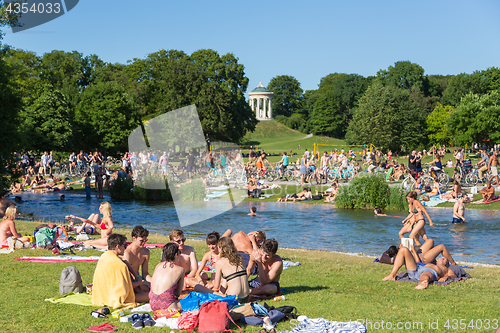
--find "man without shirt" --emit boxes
[488,150,499,187]
[163,229,198,288]
[222,229,266,275]
[248,239,283,295]
[382,246,456,289]
[123,226,152,293]
[452,194,466,223]
[480,182,495,202]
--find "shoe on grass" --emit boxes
[131,313,144,329]
[141,313,155,327]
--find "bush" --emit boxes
[178,178,206,201]
[335,174,406,210]
[133,174,173,201]
[108,177,134,200]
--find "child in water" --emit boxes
[248,206,257,216]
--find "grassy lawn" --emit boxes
[1,221,499,333]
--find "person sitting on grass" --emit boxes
[248,239,283,296]
[92,233,148,308]
[162,229,198,288]
[195,231,221,289]
[0,206,30,247]
[150,242,184,312]
[79,202,114,249]
[479,182,495,202]
[194,237,250,303]
[222,229,265,275]
[123,226,152,293]
[382,245,456,289]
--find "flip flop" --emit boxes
[88,323,118,332]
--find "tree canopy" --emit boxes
[267,75,303,117]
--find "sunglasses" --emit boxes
[173,238,186,244]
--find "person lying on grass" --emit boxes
[382,245,456,289]
[248,238,283,295]
[222,229,265,276]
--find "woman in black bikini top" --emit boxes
[399,191,434,246]
[194,237,250,303]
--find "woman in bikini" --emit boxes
[150,242,184,311]
[194,237,250,303]
[70,202,114,249]
[195,231,221,289]
[399,191,434,246]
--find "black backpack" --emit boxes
[264,303,298,320]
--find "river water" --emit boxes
[13,191,500,265]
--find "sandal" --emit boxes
[142,313,156,327]
[131,313,144,329]
[88,323,118,332]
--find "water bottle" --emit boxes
[272,295,285,302]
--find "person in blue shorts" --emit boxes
[452,194,466,223]
[382,246,456,289]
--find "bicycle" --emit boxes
[423,167,450,187]
[465,166,490,186]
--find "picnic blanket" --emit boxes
[205,191,228,198]
[395,264,471,286]
[283,317,366,333]
[13,256,100,263]
[45,292,93,306]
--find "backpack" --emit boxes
[197,300,241,333]
[252,188,262,198]
[264,303,299,320]
[59,266,84,294]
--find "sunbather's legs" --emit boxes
[423,244,456,265]
[382,247,417,281]
[415,271,434,289]
[84,237,108,249]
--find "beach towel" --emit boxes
[45,292,93,306]
[395,264,471,286]
[13,256,100,263]
[92,251,138,309]
[471,195,500,205]
[284,317,366,333]
[205,191,228,198]
[179,291,238,311]
[283,260,300,269]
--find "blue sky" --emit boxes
[3,0,500,92]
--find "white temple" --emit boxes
[248,82,273,120]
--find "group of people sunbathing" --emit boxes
[381,191,460,289]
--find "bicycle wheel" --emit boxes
[401,176,415,191]
[465,173,478,186]
[60,165,68,175]
[266,170,276,182]
[327,170,335,182]
[283,169,293,181]
[343,170,353,181]
[420,175,434,188]
[437,172,449,187]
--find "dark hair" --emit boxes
[206,231,220,245]
[108,233,127,250]
[374,208,382,214]
[132,225,149,238]
[87,172,91,177]
[162,242,180,262]
[250,207,257,213]
[406,191,418,199]
[262,238,278,255]
[386,245,398,258]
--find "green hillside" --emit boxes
[241,120,347,153]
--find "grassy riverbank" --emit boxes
[1,220,499,333]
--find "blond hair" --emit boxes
[3,205,17,219]
[169,229,184,241]
[100,202,112,218]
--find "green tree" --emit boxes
[426,103,454,144]
[308,90,346,137]
[346,83,429,151]
[40,50,84,108]
[75,81,139,153]
[0,55,22,191]
[446,91,500,145]
[3,48,43,105]
[20,85,72,151]
[267,75,303,117]
[377,61,432,96]
[441,72,487,106]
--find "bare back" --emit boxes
[215,258,249,299]
[151,262,184,297]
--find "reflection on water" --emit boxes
[13,191,500,265]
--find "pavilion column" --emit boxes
[268,98,272,119]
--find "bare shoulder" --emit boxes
[140,247,151,256]
[182,245,196,255]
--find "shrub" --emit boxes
[108,177,134,200]
[133,174,173,201]
[335,174,405,210]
